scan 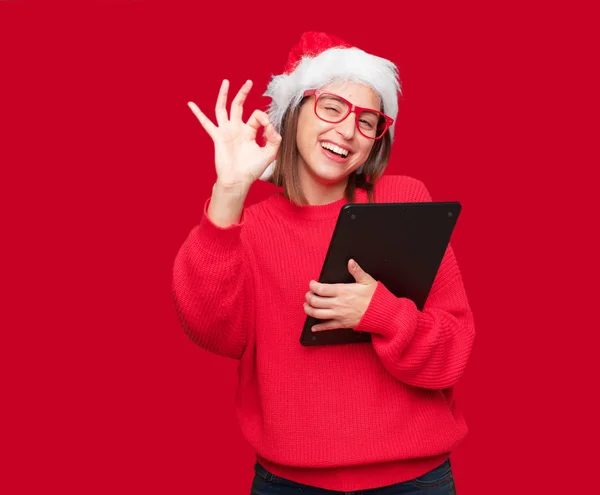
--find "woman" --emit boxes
[173,31,475,494]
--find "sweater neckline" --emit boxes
[268,188,369,221]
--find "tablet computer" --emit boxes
[300,201,461,346]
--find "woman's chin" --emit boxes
[310,162,351,183]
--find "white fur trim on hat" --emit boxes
[259,47,401,181]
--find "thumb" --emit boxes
[348,259,375,284]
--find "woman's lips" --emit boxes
[320,146,349,163]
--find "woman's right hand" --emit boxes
[187,79,282,192]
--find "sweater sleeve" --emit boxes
[354,180,475,389]
[171,199,253,360]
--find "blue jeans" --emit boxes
[250,459,456,494]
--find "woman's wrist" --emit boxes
[207,180,249,227]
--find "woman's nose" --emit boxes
[335,113,356,139]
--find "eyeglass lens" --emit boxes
[315,94,385,138]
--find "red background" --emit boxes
[2,1,598,493]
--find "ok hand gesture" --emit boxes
[188,79,281,191]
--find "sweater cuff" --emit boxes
[354,281,419,340]
[193,197,244,255]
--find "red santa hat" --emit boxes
[260,31,401,181]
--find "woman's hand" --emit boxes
[187,79,282,191]
[304,259,378,332]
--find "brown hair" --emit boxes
[266,97,392,206]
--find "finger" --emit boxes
[230,80,252,122]
[309,280,339,297]
[305,291,334,309]
[348,259,375,284]
[246,109,270,132]
[312,321,342,332]
[215,79,230,126]
[245,110,272,143]
[187,102,217,139]
[303,302,335,320]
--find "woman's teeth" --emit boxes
[321,142,348,157]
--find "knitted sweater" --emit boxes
[172,174,475,491]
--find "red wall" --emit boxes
[2,1,596,493]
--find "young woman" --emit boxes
[173,31,475,494]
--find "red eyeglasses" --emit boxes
[302,89,394,140]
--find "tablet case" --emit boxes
[300,202,461,346]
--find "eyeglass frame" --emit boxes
[302,89,394,140]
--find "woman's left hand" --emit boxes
[304,259,377,332]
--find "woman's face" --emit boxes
[295,81,379,189]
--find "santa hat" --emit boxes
[259,31,401,181]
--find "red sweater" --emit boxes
[172,175,475,491]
